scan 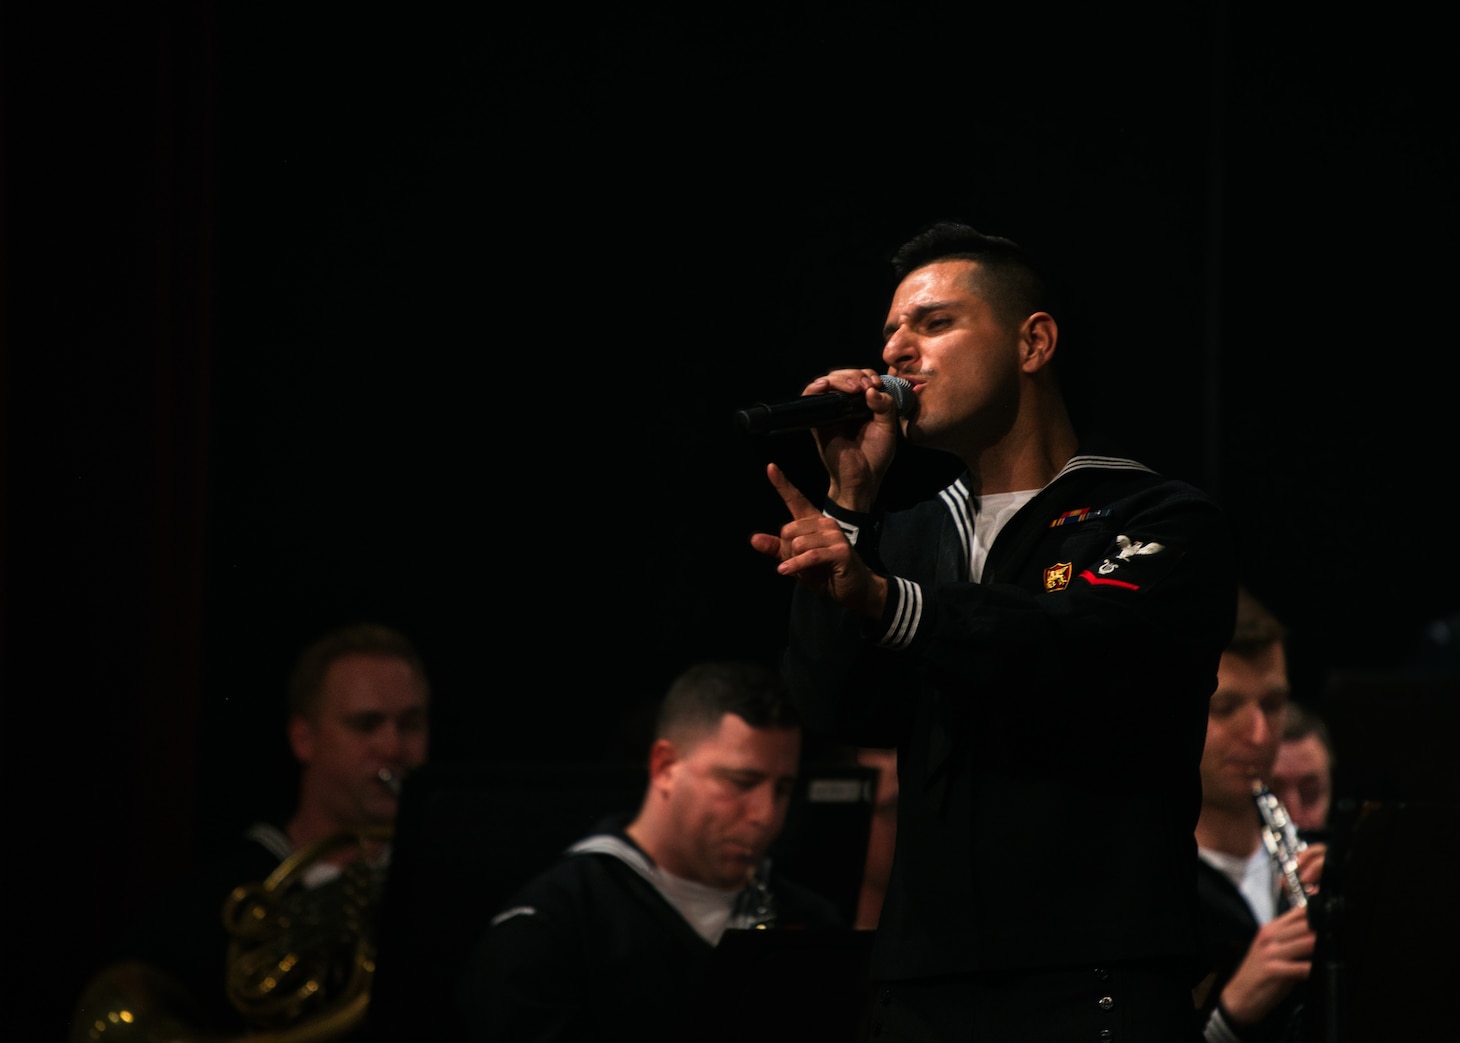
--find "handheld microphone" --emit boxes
[734,375,916,435]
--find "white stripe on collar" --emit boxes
[245,822,294,861]
[568,834,658,884]
[1052,453,1155,481]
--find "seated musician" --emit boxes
[1193,588,1326,1043]
[70,623,430,1040]
[458,660,849,1043]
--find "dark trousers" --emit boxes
[863,961,1202,1043]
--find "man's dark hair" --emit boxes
[889,220,1054,324]
[656,660,800,743]
[287,622,430,720]
[1282,700,1336,764]
[1226,586,1288,660]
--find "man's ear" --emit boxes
[287,715,316,764]
[1020,312,1058,372]
[646,737,679,797]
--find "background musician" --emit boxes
[1269,700,1335,837]
[72,622,431,1039]
[1194,587,1324,1042]
[459,660,847,1043]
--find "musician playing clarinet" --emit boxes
[1194,587,1325,1043]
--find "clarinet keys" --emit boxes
[1252,779,1310,908]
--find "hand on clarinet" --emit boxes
[1217,905,1316,1028]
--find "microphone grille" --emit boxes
[879,375,916,417]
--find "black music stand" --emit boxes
[1303,671,1460,1041]
[698,928,878,1043]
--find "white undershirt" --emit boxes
[969,489,1038,582]
[654,869,742,945]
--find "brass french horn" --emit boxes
[70,825,392,1043]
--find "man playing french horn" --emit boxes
[1193,587,1325,1043]
[70,622,431,1042]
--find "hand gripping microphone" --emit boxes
[734,375,916,435]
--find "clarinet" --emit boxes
[736,872,777,929]
[1251,779,1308,908]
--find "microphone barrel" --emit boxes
[734,376,914,435]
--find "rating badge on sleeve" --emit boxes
[1043,562,1073,592]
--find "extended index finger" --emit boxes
[766,462,820,521]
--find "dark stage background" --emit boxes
[3,4,1455,1036]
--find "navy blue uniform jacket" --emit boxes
[784,450,1238,981]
